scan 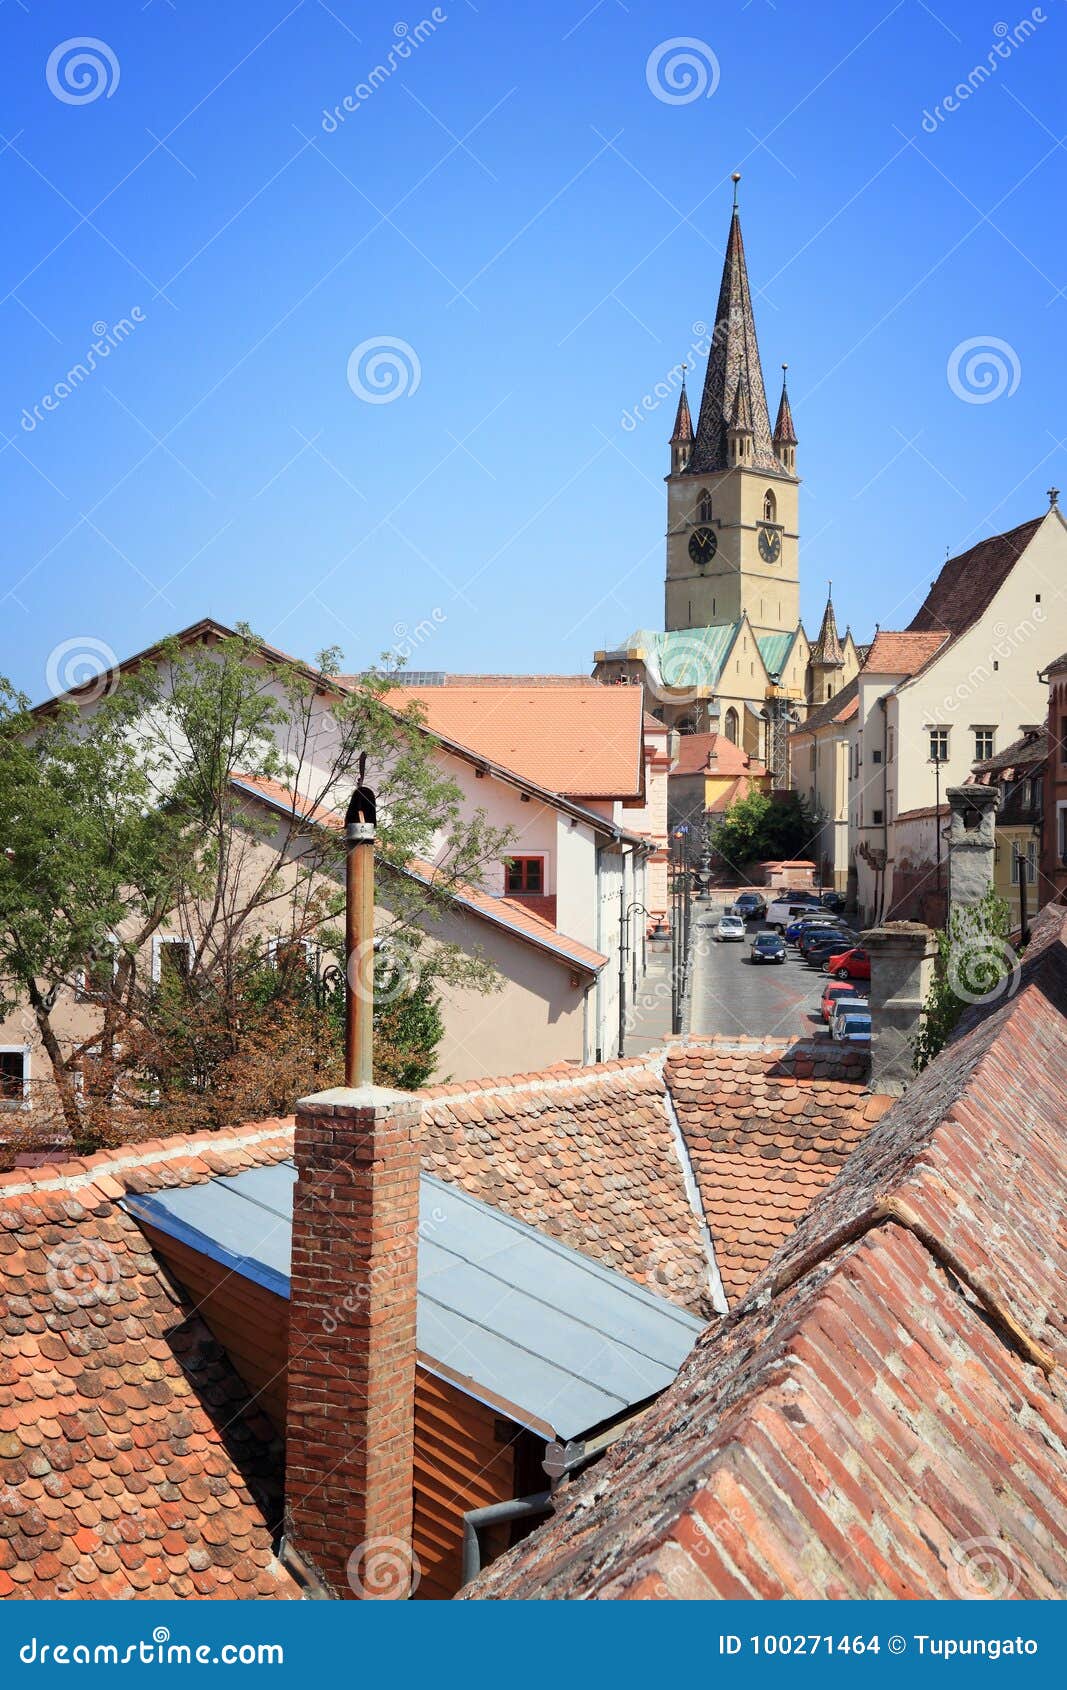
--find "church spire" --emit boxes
[810,582,843,668]
[669,367,693,472]
[773,364,797,473]
[691,174,781,475]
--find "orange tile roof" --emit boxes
[670,733,768,779]
[665,1043,891,1302]
[467,907,1067,1601]
[0,1123,300,1600]
[864,628,949,676]
[389,682,644,799]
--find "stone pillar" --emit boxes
[945,785,1000,918]
[284,1086,421,1599]
[862,922,939,1097]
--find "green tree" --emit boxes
[0,630,506,1147]
[710,789,817,876]
[912,890,1017,1072]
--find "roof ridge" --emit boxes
[0,1118,294,1198]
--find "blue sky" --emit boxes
[2,0,1065,700]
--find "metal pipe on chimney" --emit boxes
[344,777,377,1089]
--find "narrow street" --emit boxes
[686,901,829,1043]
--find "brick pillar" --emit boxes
[946,784,999,918]
[284,1085,421,1599]
[862,922,939,1097]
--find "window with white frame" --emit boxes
[152,935,194,985]
[0,1047,30,1108]
[974,728,995,761]
[928,727,949,762]
[266,936,318,975]
[76,936,119,1000]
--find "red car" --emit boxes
[826,946,870,981]
[820,980,863,1022]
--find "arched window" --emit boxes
[724,707,740,745]
[697,489,713,524]
[763,489,777,524]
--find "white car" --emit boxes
[716,914,746,942]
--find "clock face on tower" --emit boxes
[758,525,782,564]
[688,526,718,569]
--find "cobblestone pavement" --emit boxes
[687,901,840,1042]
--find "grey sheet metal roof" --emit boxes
[123,1164,704,1441]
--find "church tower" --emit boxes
[664,177,800,639]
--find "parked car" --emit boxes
[734,892,767,922]
[804,935,858,968]
[797,926,854,959]
[716,913,746,942]
[832,1010,871,1044]
[766,898,822,932]
[820,980,864,1023]
[827,946,871,981]
[750,931,786,965]
[819,890,846,913]
[785,914,840,945]
[830,995,869,1036]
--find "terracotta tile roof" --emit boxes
[670,733,767,780]
[792,676,859,737]
[389,682,644,799]
[0,1123,299,1600]
[665,1043,892,1304]
[864,629,949,676]
[972,727,1047,777]
[230,773,607,976]
[909,516,1043,639]
[465,907,1067,1601]
[419,1061,715,1314]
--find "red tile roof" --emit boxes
[0,1124,300,1600]
[389,682,644,799]
[864,629,949,676]
[466,906,1067,1601]
[670,734,767,779]
[792,676,859,738]
[909,516,1043,639]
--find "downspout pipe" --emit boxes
[461,1491,553,1587]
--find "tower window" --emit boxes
[724,707,739,744]
[763,489,777,524]
[697,490,712,524]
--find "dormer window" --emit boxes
[763,489,777,524]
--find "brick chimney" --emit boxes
[862,922,939,1096]
[284,1084,421,1599]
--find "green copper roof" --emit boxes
[622,625,741,694]
[756,631,796,679]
